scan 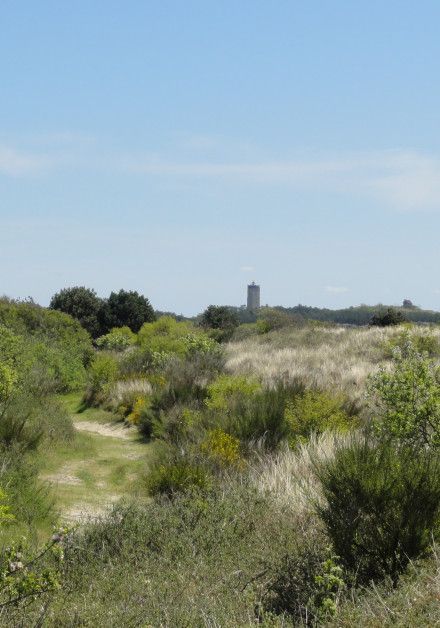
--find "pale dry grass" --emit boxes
[249,432,343,514]
[109,378,153,403]
[226,325,440,401]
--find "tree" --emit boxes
[200,306,239,332]
[106,290,155,332]
[370,307,406,327]
[49,287,103,338]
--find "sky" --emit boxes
[2,1,440,315]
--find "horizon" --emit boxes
[2,2,440,314]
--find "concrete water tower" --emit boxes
[247,282,260,311]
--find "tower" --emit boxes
[247,282,260,310]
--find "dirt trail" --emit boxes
[73,419,134,440]
[41,398,150,523]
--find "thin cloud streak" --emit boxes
[325,286,349,294]
[127,149,440,211]
[0,146,52,177]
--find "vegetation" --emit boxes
[50,286,155,337]
[3,293,440,625]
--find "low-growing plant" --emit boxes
[146,460,212,497]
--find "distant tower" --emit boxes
[247,282,260,311]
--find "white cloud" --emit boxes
[0,146,51,177]
[325,286,349,294]
[240,265,254,272]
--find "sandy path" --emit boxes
[73,420,134,440]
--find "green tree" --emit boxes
[106,290,155,332]
[49,287,103,337]
[199,306,239,340]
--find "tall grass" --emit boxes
[226,325,440,400]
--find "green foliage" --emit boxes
[285,390,352,447]
[95,326,136,351]
[316,438,440,585]
[205,374,261,411]
[368,341,440,448]
[384,327,440,358]
[0,363,17,404]
[0,526,66,617]
[199,305,239,341]
[224,381,306,450]
[137,316,193,355]
[84,353,118,406]
[50,286,103,338]
[105,289,156,332]
[256,307,300,334]
[146,461,212,496]
[200,429,242,467]
[370,307,407,327]
[312,556,345,621]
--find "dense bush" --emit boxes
[316,438,440,585]
[370,308,407,327]
[83,353,118,406]
[285,390,352,447]
[95,326,136,351]
[368,341,440,449]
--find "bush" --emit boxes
[95,326,136,351]
[200,429,242,468]
[370,308,407,327]
[83,353,118,406]
[146,461,212,497]
[205,374,261,412]
[368,341,440,449]
[316,438,440,585]
[285,390,352,447]
[224,380,306,451]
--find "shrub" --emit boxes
[384,328,440,358]
[224,380,306,451]
[146,461,212,497]
[370,308,407,327]
[316,438,440,585]
[95,326,136,351]
[83,353,118,406]
[285,390,352,447]
[205,374,261,412]
[368,341,440,449]
[200,429,242,467]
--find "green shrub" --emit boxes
[316,438,440,585]
[368,341,440,449]
[370,308,407,326]
[384,328,440,358]
[205,374,261,412]
[83,353,118,406]
[147,461,212,497]
[285,390,352,447]
[95,326,136,351]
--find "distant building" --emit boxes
[247,282,260,310]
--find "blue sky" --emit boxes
[2,1,440,314]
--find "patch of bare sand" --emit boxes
[74,420,134,440]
